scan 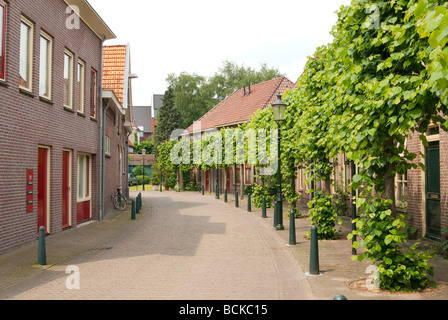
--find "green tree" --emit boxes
[166,72,212,130]
[134,140,154,155]
[208,60,284,102]
[155,86,182,156]
[166,60,285,130]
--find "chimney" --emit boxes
[248,84,251,94]
[243,87,246,96]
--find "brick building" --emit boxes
[101,44,136,213]
[0,0,115,255]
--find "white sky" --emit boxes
[88,0,352,107]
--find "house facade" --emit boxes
[295,124,448,241]
[186,77,295,199]
[0,0,115,255]
[102,44,135,209]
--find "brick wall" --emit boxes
[103,104,129,215]
[0,0,103,255]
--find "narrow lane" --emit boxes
[12,191,312,300]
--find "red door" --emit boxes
[38,148,49,233]
[62,151,71,229]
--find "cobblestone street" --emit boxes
[7,191,311,300]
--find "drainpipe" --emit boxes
[99,37,106,221]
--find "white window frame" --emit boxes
[90,69,97,118]
[64,50,74,108]
[77,154,91,202]
[105,136,111,156]
[77,59,85,113]
[39,31,52,99]
[19,17,33,91]
[0,1,7,80]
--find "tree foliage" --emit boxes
[154,86,182,156]
[282,0,448,291]
[166,60,284,129]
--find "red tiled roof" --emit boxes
[102,45,127,105]
[187,77,295,133]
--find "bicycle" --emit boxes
[113,187,127,211]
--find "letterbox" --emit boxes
[27,169,34,213]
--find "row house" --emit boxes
[186,77,295,199]
[102,44,135,211]
[0,0,115,255]
[296,128,447,241]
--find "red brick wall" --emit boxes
[0,0,103,255]
[103,104,129,215]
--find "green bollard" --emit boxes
[247,193,251,212]
[131,200,136,220]
[262,196,267,218]
[139,193,142,210]
[235,191,239,208]
[136,196,140,214]
[309,225,320,276]
[202,185,204,195]
[333,295,347,300]
[288,210,296,246]
[38,226,47,266]
[224,189,227,203]
[273,200,277,228]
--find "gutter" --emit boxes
[99,36,106,221]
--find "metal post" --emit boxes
[309,225,320,276]
[235,190,239,208]
[202,184,204,195]
[143,155,145,191]
[139,193,142,211]
[132,200,136,220]
[136,196,140,214]
[351,160,357,255]
[247,193,251,212]
[38,226,46,266]
[262,196,267,218]
[216,167,220,199]
[275,121,284,230]
[224,188,227,203]
[288,210,296,246]
[273,200,277,228]
[160,172,163,192]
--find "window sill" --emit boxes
[90,116,97,122]
[39,96,54,105]
[77,111,86,118]
[0,80,9,88]
[19,88,35,98]
[63,106,75,113]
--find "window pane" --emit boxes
[90,70,96,117]
[78,156,84,198]
[64,53,72,106]
[39,36,50,97]
[77,61,84,112]
[20,21,31,88]
[0,5,4,77]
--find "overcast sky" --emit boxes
[88,0,352,107]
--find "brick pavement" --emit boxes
[1,190,447,301]
[1,191,312,300]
